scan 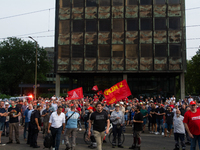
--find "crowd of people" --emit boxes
[0,94,200,150]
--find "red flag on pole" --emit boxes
[97,90,103,95]
[67,87,83,100]
[92,85,99,91]
[104,80,132,105]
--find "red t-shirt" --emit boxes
[183,109,200,135]
[76,107,81,112]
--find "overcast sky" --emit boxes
[0,0,199,60]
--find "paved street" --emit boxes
[0,125,192,150]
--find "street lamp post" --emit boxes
[28,36,38,100]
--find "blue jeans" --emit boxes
[156,119,163,133]
[84,121,88,130]
[24,122,29,139]
[50,126,62,150]
[190,135,200,150]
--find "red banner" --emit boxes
[67,87,83,100]
[92,85,99,91]
[104,80,132,105]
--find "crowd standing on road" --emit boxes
[0,94,200,150]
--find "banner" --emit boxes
[104,80,132,105]
[67,87,83,100]
[92,85,99,91]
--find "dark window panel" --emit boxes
[74,0,84,7]
[86,0,97,7]
[169,17,180,30]
[73,20,84,32]
[99,0,110,6]
[168,0,180,5]
[170,44,181,57]
[154,0,165,5]
[99,19,111,32]
[141,18,152,30]
[86,45,97,57]
[155,18,166,30]
[60,20,70,34]
[62,0,70,7]
[59,45,70,58]
[113,0,124,6]
[155,44,167,57]
[127,0,137,5]
[86,20,97,32]
[112,45,124,57]
[113,19,124,32]
[72,45,84,57]
[99,45,111,57]
[140,0,152,5]
[126,45,138,57]
[127,19,138,31]
[141,44,152,57]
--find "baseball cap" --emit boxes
[87,106,93,110]
[115,104,120,107]
[190,101,196,105]
[5,102,9,105]
[120,102,124,105]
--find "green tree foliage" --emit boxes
[0,37,52,95]
[185,49,200,95]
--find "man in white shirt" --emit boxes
[48,106,65,150]
[171,95,176,103]
[173,109,185,150]
[51,101,58,111]
[188,95,193,104]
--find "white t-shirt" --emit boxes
[188,98,193,104]
[51,103,58,111]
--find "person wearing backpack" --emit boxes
[48,106,65,150]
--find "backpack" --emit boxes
[43,133,53,149]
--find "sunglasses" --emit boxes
[191,105,196,106]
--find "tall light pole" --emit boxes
[28,36,37,100]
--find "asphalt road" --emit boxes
[0,125,192,150]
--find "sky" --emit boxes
[0,0,200,60]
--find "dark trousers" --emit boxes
[3,121,9,135]
[190,135,200,150]
[185,129,191,142]
[112,125,123,146]
[50,126,62,150]
[23,122,29,139]
[27,122,32,144]
[148,116,151,131]
[174,133,185,149]
[30,124,39,147]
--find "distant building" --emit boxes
[54,0,186,99]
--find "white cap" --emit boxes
[120,102,124,105]
[5,102,9,105]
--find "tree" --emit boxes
[185,48,200,95]
[0,37,52,95]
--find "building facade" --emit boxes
[55,0,186,99]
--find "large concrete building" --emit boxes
[54,0,186,99]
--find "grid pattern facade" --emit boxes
[55,0,186,73]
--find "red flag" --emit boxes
[98,90,103,95]
[67,87,83,100]
[104,80,132,105]
[92,85,99,91]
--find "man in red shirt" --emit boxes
[183,101,200,150]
